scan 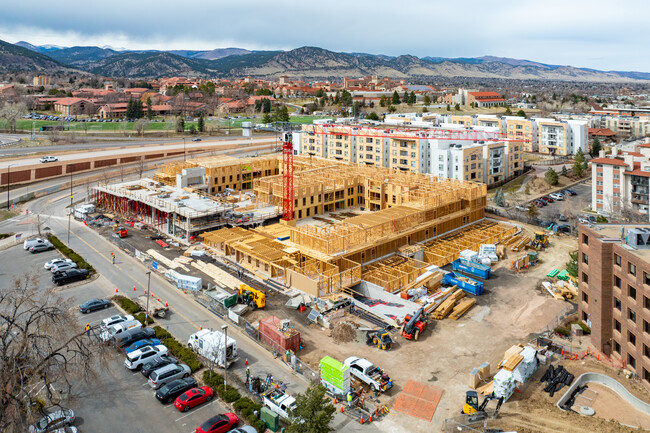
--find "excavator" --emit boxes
[401,307,427,341]
[237,284,266,310]
[366,328,393,350]
[461,390,504,421]
[528,231,549,250]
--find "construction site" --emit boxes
[86,133,650,433]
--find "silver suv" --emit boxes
[148,363,191,389]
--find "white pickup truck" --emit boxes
[262,389,297,420]
[344,356,393,393]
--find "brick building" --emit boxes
[578,223,650,390]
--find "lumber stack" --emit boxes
[449,298,477,320]
[511,236,530,252]
[542,280,578,301]
[431,289,465,319]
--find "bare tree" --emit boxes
[0,102,27,133]
[135,118,149,137]
[0,275,110,432]
[137,157,145,179]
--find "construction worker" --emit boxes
[347,391,353,408]
[85,323,90,336]
[111,252,115,264]
[245,366,250,385]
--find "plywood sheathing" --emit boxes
[362,255,428,293]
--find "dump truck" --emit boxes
[187,328,238,369]
[237,284,265,310]
[344,356,393,393]
[134,295,169,318]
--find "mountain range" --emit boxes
[3,40,649,82]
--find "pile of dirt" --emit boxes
[528,177,554,195]
[330,322,356,343]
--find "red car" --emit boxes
[123,221,136,227]
[195,413,238,433]
[175,386,214,412]
[540,196,554,203]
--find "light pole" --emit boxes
[145,271,151,326]
[221,324,228,388]
[183,137,186,162]
[67,171,73,246]
[6,164,14,210]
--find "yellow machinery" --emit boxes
[237,284,266,310]
[366,328,393,350]
[528,231,549,250]
[461,391,503,420]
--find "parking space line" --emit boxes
[174,399,219,422]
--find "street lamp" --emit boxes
[6,164,15,210]
[67,171,73,246]
[183,137,186,162]
[145,271,151,326]
[221,324,228,388]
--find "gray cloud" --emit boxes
[0,0,647,71]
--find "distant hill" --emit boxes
[0,40,67,72]
[5,40,650,82]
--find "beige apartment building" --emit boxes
[505,116,536,152]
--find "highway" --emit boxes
[0,135,276,169]
[0,154,372,432]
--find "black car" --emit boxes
[52,268,89,286]
[141,356,178,377]
[118,327,155,348]
[79,298,111,313]
[155,377,198,403]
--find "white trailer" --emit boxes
[187,329,238,369]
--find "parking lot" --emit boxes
[0,244,228,433]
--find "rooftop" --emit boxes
[587,223,650,262]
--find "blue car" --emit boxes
[125,338,162,354]
[564,189,577,196]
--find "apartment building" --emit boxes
[388,138,428,173]
[535,118,588,156]
[357,134,390,168]
[33,75,50,86]
[475,115,503,129]
[600,116,650,139]
[505,116,537,152]
[578,224,650,390]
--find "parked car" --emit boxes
[49,427,78,433]
[29,408,75,433]
[228,427,257,433]
[174,386,214,412]
[30,242,54,253]
[51,262,78,273]
[124,338,162,354]
[149,363,192,389]
[155,377,198,403]
[78,298,111,313]
[125,345,168,370]
[100,314,134,331]
[558,214,568,222]
[564,189,577,196]
[142,356,178,377]
[540,196,554,203]
[24,238,48,250]
[195,413,239,433]
[192,138,202,142]
[44,258,74,270]
[52,268,89,286]
[514,205,528,212]
[114,327,155,348]
[556,224,571,233]
[534,199,545,207]
[549,192,564,201]
[39,156,58,163]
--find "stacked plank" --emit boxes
[499,345,524,371]
[511,235,530,252]
[192,260,241,291]
[449,298,477,320]
[542,281,578,301]
[431,289,465,319]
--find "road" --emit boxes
[0,135,275,169]
[0,169,372,432]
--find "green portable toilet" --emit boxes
[260,406,279,432]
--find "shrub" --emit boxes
[233,397,265,432]
[117,297,141,314]
[203,370,225,388]
[153,326,202,372]
[571,322,591,334]
[0,233,13,240]
[134,312,154,325]
[47,235,95,272]
[555,326,570,337]
[222,386,241,403]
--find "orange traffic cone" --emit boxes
[165,303,168,307]
[133,286,136,291]
[245,359,248,366]
[200,326,203,330]
[144,290,147,294]
[340,406,344,413]
[360,417,364,424]
[115,288,118,293]
[276,383,279,390]
[368,415,372,423]
[333,397,338,404]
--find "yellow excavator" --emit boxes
[237,284,266,310]
[528,231,549,250]
[461,391,503,421]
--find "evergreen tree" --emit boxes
[527,202,539,221]
[561,165,568,176]
[446,104,450,111]
[392,91,400,105]
[591,138,602,156]
[366,112,380,121]
[198,115,205,132]
[423,95,431,106]
[287,382,336,433]
[545,167,559,186]
[454,103,460,111]
[379,95,387,107]
[262,113,272,124]
[566,251,578,277]
[504,106,513,115]
[573,148,586,177]
[146,97,153,120]
[516,109,526,117]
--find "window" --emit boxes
[615,276,622,288]
[645,369,650,383]
[645,320,650,334]
[615,319,621,332]
[615,254,621,266]
[615,298,621,310]
[582,272,588,284]
[582,292,589,303]
[645,344,650,359]
[629,332,636,346]
[614,341,621,354]
[629,262,636,276]
[646,296,650,310]
[582,253,589,264]
[645,273,650,286]
[629,285,637,300]
[629,308,636,323]
[582,235,589,245]
[628,354,636,369]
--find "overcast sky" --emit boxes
[0,0,647,71]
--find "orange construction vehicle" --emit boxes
[115,227,128,238]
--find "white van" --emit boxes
[100,319,142,342]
